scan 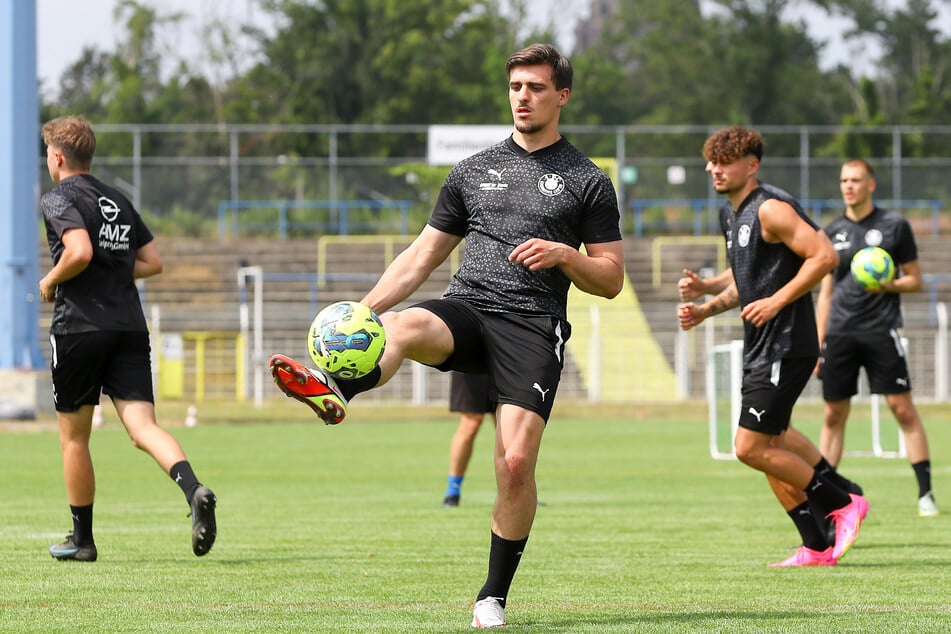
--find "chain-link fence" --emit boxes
[54,123,950,239]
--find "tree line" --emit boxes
[42,0,950,133]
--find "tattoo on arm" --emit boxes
[706,286,738,317]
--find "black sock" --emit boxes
[788,501,829,551]
[170,460,200,503]
[912,460,932,498]
[70,503,94,546]
[805,471,852,511]
[813,456,857,492]
[337,366,381,401]
[476,532,529,608]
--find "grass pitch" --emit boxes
[1,400,949,632]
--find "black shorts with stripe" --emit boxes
[49,331,154,412]
[412,298,569,422]
[738,356,815,435]
[820,330,911,401]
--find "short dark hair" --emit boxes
[843,158,875,178]
[506,43,573,91]
[702,126,764,164]
[42,115,96,170]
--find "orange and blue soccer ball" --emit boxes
[308,301,386,379]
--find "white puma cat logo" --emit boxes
[488,168,506,181]
[532,382,550,401]
[748,407,766,422]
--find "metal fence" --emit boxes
[36,123,951,407]
[52,123,951,238]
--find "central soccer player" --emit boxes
[270,43,624,628]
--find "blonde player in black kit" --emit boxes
[817,158,938,517]
[269,44,624,628]
[40,116,216,562]
[678,126,870,567]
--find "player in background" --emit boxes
[40,115,217,562]
[678,271,864,486]
[269,44,624,628]
[443,372,497,508]
[816,158,937,517]
[678,126,869,567]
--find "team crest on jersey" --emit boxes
[99,196,121,222]
[737,224,752,247]
[864,229,883,246]
[537,173,565,197]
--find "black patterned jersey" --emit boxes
[41,174,153,334]
[823,206,917,334]
[719,182,820,369]
[429,135,621,321]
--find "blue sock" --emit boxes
[445,475,463,498]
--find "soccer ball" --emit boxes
[307,301,386,379]
[850,246,895,289]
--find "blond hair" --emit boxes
[42,115,96,171]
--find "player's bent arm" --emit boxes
[39,228,93,301]
[815,274,834,346]
[758,201,838,308]
[701,281,740,318]
[678,267,735,302]
[565,240,625,299]
[362,225,462,314]
[880,259,922,294]
[703,268,734,295]
[677,282,739,330]
[134,240,163,279]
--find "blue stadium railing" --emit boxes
[628,198,944,236]
[217,199,414,240]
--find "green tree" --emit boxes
[827,0,950,124]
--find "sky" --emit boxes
[36,0,951,95]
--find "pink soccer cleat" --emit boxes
[769,545,837,568]
[828,493,870,560]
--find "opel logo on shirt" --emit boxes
[98,196,121,222]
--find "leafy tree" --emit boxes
[826,0,950,124]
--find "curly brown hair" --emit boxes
[702,126,763,164]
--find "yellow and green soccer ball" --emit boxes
[307,301,386,379]
[850,246,895,289]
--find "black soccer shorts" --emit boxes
[820,330,912,401]
[411,298,568,422]
[738,356,815,435]
[49,331,155,412]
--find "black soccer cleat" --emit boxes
[190,485,217,556]
[442,494,460,508]
[49,532,98,562]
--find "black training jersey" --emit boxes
[429,135,621,321]
[41,174,153,334]
[719,182,820,369]
[823,206,916,334]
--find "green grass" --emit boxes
[1,401,950,632]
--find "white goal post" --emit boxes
[707,339,906,461]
